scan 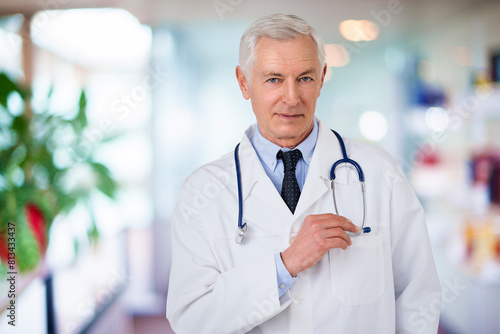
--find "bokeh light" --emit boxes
[359,110,388,141]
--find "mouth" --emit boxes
[275,113,303,120]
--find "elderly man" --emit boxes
[167,14,441,334]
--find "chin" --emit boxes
[279,122,305,133]
[275,130,302,141]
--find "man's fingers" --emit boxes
[308,214,359,233]
[341,219,359,233]
[321,227,353,246]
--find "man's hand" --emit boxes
[281,214,359,277]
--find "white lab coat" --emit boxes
[166,119,442,334]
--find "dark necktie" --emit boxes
[277,149,302,213]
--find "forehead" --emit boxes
[253,35,320,72]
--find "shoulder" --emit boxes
[343,137,408,190]
[344,138,397,166]
[317,119,398,171]
[335,136,404,182]
[173,150,237,223]
[181,150,236,193]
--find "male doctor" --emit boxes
[167,14,442,334]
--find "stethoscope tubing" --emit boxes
[234,130,370,244]
[330,130,371,235]
[234,143,248,243]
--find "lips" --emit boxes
[276,113,302,119]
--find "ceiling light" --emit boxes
[31,8,151,69]
[339,20,379,42]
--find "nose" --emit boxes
[282,81,300,107]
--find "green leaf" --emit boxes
[88,205,100,245]
[54,190,77,214]
[89,222,99,242]
[0,73,28,109]
[73,90,88,131]
[0,261,7,277]
[90,162,117,199]
[47,85,54,99]
[15,219,41,273]
[101,132,125,144]
[0,147,15,171]
[0,73,18,108]
[26,189,58,229]
[73,237,80,260]
[12,115,28,140]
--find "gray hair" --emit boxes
[239,14,326,82]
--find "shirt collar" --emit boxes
[251,118,318,172]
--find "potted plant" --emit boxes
[0,72,118,275]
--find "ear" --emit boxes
[318,64,328,97]
[319,64,327,88]
[235,66,251,100]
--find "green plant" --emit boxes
[0,72,117,273]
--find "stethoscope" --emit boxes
[234,129,371,244]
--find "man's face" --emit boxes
[236,34,327,148]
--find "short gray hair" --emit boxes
[239,14,326,81]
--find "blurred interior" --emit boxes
[0,0,500,333]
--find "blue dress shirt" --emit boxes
[250,119,319,297]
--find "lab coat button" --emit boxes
[292,295,302,304]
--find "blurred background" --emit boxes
[0,0,499,333]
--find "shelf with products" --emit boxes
[408,81,500,278]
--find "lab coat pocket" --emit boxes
[329,234,384,305]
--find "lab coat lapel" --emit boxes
[236,121,350,222]
[238,130,292,218]
[293,119,348,218]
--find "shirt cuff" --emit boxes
[275,252,296,298]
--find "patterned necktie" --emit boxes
[277,149,302,213]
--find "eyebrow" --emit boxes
[262,68,316,78]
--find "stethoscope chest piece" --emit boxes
[235,223,247,244]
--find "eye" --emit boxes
[267,78,280,83]
[300,77,312,82]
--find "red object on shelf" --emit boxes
[0,233,9,263]
[496,236,500,260]
[415,145,440,166]
[471,149,500,206]
[0,209,6,263]
[25,203,48,254]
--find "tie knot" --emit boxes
[277,149,302,172]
